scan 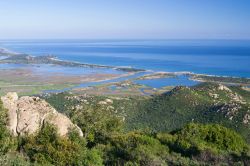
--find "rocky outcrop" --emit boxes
[243,114,250,124]
[217,84,232,92]
[1,92,83,137]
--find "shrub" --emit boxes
[104,132,168,165]
[0,153,31,166]
[0,101,16,155]
[174,123,248,154]
[20,123,102,166]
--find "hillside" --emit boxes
[44,83,250,142]
[126,83,250,142]
[1,82,250,165]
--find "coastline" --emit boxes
[1,46,250,80]
[1,47,250,95]
[0,48,145,72]
[188,73,250,86]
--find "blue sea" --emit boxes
[0,39,250,88]
[1,39,250,77]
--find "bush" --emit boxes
[20,123,102,166]
[104,132,168,165]
[0,153,30,166]
[174,123,248,154]
[0,101,16,155]
[71,106,123,146]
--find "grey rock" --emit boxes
[1,92,83,137]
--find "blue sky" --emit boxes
[0,0,250,39]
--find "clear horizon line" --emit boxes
[0,38,250,41]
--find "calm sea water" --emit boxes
[1,39,250,78]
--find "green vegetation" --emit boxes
[20,124,103,166]
[123,83,250,142]
[158,123,248,154]
[0,100,16,155]
[104,132,169,165]
[1,83,250,165]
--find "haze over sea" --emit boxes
[1,39,250,78]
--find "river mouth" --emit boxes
[0,61,201,95]
[1,61,250,96]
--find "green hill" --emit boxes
[44,82,250,143]
[125,83,250,142]
[1,83,250,165]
